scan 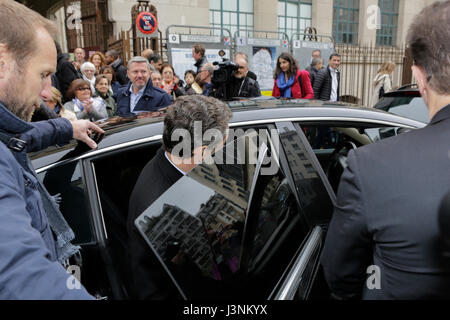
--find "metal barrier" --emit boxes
[166,25,232,79]
[233,30,290,95]
[290,32,335,70]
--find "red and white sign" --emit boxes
[136,12,158,38]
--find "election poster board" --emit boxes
[169,48,230,81]
[291,35,335,70]
[166,26,232,81]
[235,37,290,95]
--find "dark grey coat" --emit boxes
[321,104,450,299]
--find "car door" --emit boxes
[36,156,115,299]
[129,125,315,299]
[271,118,421,300]
[264,121,335,300]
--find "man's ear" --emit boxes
[0,44,11,79]
[412,65,428,95]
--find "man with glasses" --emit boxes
[198,63,215,96]
[228,52,261,98]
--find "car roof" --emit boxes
[30,99,425,171]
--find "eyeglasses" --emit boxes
[76,87,91,91]
[84,70,95,73]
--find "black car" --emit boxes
[373,84,429,123]
[31,99,424,300]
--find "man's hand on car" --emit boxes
[71,119,105,149]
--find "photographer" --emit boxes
[228,53,261,98]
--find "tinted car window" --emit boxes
[38,161,94,245]
[243,157,308,299]
[135,134,258,299]
[280,123,334,224]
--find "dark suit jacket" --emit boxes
[313,66,340,101]
[127,147,183,299]
[116,80,173,116]
[321,104,450,299]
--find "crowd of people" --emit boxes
[33,38,352,125]
[2,0,450,301]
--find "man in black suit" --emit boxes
[127,95,232,299]
[313,53,341,101]
[321,1,450,299]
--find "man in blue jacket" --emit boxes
[116,56,172,116]
[0,0,103,299]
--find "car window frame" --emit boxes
[86,136,163,243]
[36,158,98,247]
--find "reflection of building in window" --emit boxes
[279,130,320,207]
[198,193,245,232]
[280,131,317,180]
[190,162,252,210]
[139,191,246,279]
[140,204,214,275]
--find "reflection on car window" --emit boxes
[281,124,334,224]
[388,97,428,123]
[38,161,94,245]
[135,133,260,299]
[298,123,413,194]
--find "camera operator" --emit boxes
[228,53,261,98]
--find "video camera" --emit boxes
[209,50,240,100]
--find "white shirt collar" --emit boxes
[165,151,187,175]
[129,84,145,95]
[329,66,339,73]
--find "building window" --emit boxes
[333,0,360,44]
[277,0,312,39]
[376,0,399,46]
[209,0,254,36]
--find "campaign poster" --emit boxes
[170,48,230,81]
[252,47,276,91]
